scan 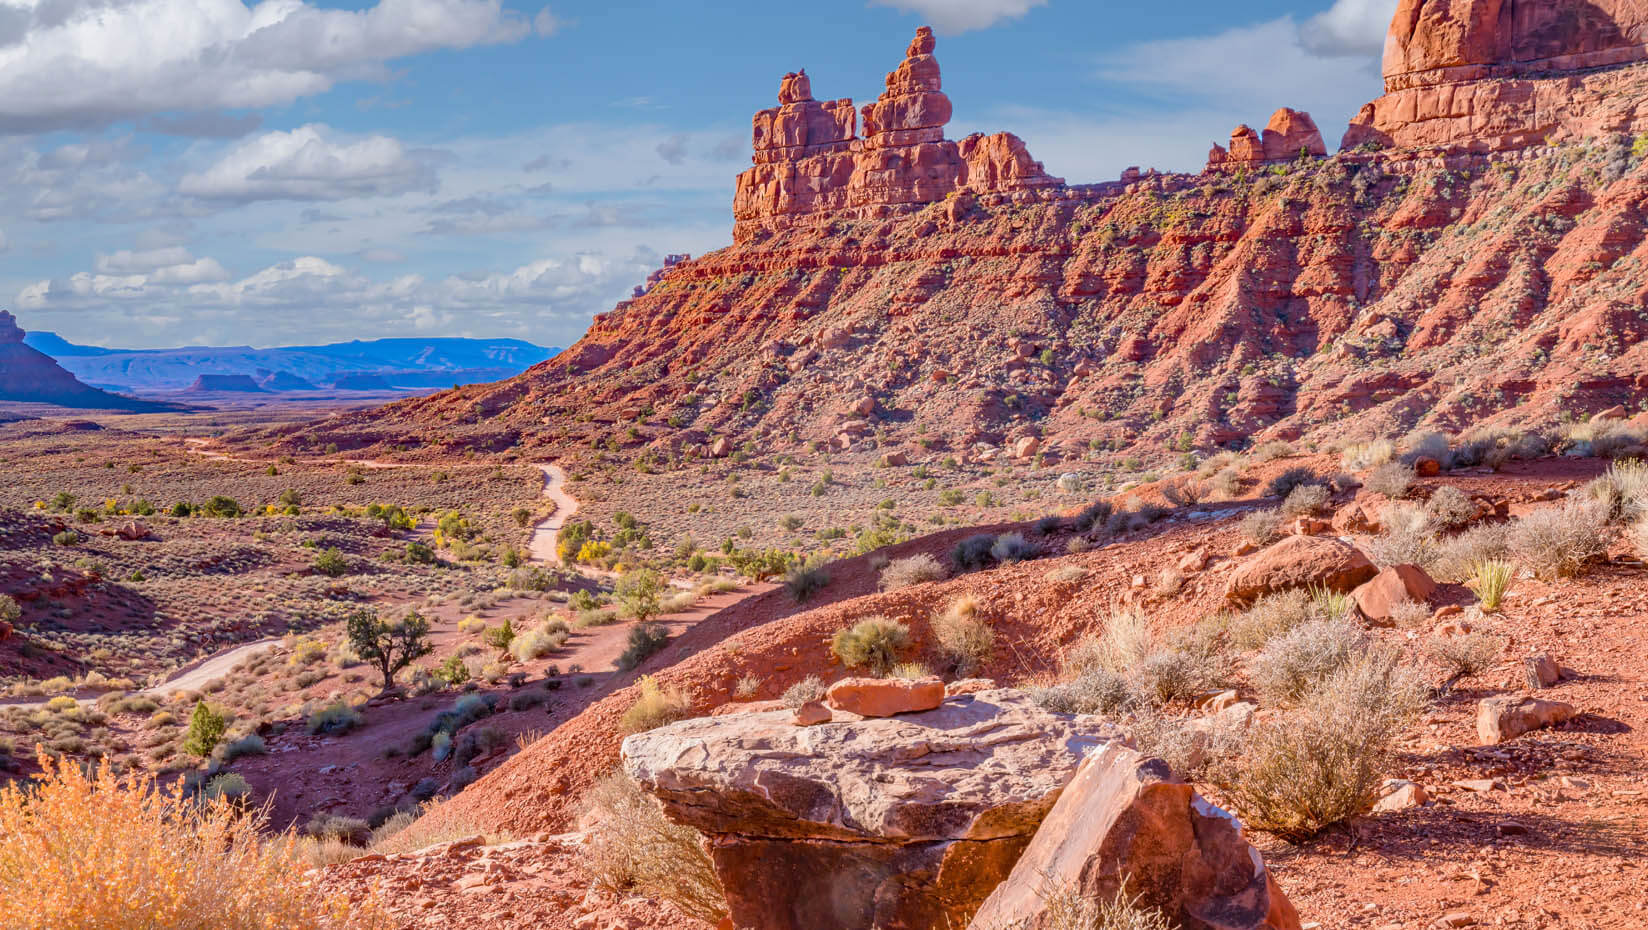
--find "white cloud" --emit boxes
[869,0,1045,34]
[1301,0,1399,57]
[95,246,196,274]
[0,0,536,132]
[179,125,439,203]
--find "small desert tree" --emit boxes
[183,701,228,758]
[616,569,664,623]
[346,608,433,692]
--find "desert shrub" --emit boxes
[1465,559,1514,612]
[52,529,80,546]
[482,620,516,651]
[1228,590,1308,650]
[619,676,691,735]
[183,701,227,757]
[450,726,507,768]
[218,733,266,763]
[201,495,242,518]
[1264,466,1321,499]
[931,596,994,677]
[1636,516,1648,557]
[1030,665,1133,717]
[1249,618,1365,705]
[346,608,433,690]
[508,566,553,591]
[311,547,350,578]
[1239,509,1282,546]
[1212,647,1424,841]
[831,616,911,676]
[1364,462,1415,499]
[306,813,371,845]
[1280,483,1329,517]
[0,594,18,625]
[1509,501,1615,580]
[785,558,832,602]
[1073,500,1114,533]
[1401,430,1452,467]
[202,773,250,803]
[1562,420,1647,459]
[1584,459,1648,523]
[879,553,946,591]
[951,533,996,571]
[510,625,568,662]
[1430,522,1511,582]
[580,771,726,923]
[990,532,1035,563]
[779,675,825,710]
[1427,633,1505,691]
[1251,440,1295,463]
[615,569,664,623]
[457,615,487,635]
[1340,438,1395,471]
[1130,644,1220,707]
[1425,485,1478,530]
[617,623,670,671]
[1365,502,1438,570]
[0,755,389,930]
[1160,478,1207,507]
[307,701,362,736]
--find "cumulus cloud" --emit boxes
[0,0,537,132]
[1300,0,1399,57]
[179,125,439,203]
[869,0,1045,33]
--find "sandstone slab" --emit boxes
[968,742,1300,930]
[1477,694,1576,744]
[826,676,945,717]
[622,690,1116,930]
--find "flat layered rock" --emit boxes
[622,689,1116,930]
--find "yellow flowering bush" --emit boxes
[0,754,389,930]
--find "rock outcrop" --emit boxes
[969,743,1299,930]
[1477,694,1577,744]
[1225,536,1378,605]
[1207,108,1327,170]
[0,310,183,412]
[1344,0,1648,152]
[185,374,267,393]
[733,27,1062,236]
[621,689,1116,930]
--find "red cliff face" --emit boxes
[732,27,1063,238]
[304,21,1648,466]
[1346,0,1648,152]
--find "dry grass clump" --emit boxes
[1427,632,1505,692]
[1248,618,1365,705]
[1238,509,1283,546]
[931,595,994,677]
[983,881,1174,930]
[618,676,691,735]
[1584,459,1648,523]
[779,675,824,710]
[1340,438,1395,471]
[580,771,727,924]
[831,616,911,676]
[1425,485,1478,530]
[0,754,389,930]
[1211,647,1425,842]
[1431,523,1511,583]
[1034,610,1223,715]
[1562,420,1646,459]
[1509,500,1615,580]
[878,553,947,591]
[1465,559,1514,612]
[1264,466,1321,499]
[1227,587,1354,651]
[510,621,570,661]
[1365,502,1439,570]
[1280,483,1329,517]
[1364,462,1415,499]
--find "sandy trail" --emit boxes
[528,464,576,565]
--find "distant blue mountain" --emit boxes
[23,332,559,393]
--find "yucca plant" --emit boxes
[1466,559,1514,612]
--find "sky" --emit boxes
[0,0,1399,350]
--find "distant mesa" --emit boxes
[331,373,395,391]
[0,310,186,413]
[258,371,320,392]
[186,374,267,394]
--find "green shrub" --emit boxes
[482,619,516,651]
[346,608,433,690]
[0,594,18,625]
[201,496,242,518]
[311,547,350,578]
[1264,466,1321,499]
[182,701,227,757]
[784,558,832,603]
[201,773,250,803]
[831,616,910,676]
[990,532,1035,563]
[951,534,996,571]
[510,625,568,661]
[217,733,266,762]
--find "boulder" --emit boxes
[623,690,1117,930]
[968,743,1300,930]
[1225,536,1378,605]
[853,396,876,416]
[0,620,11,641]
[1523,653,1561,689]
[1477,695,1576,744]
[825,676,945,718]
[115,520,151,541]
[1595,404,1628,421]
[709,437,731,458]
[1330,499,1382,534]
[1013,436,1041,459]
[1414,456,1441,477]
[1372,778,1429,814]
[1351,564,1438,624]
[793,700,832,726]
[880,450,910,467]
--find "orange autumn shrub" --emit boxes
[0,754,389,930]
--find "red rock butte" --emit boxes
[1345,0,1648,152]
[733,26,1065,237]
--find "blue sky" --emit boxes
[0,0,1397,349]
